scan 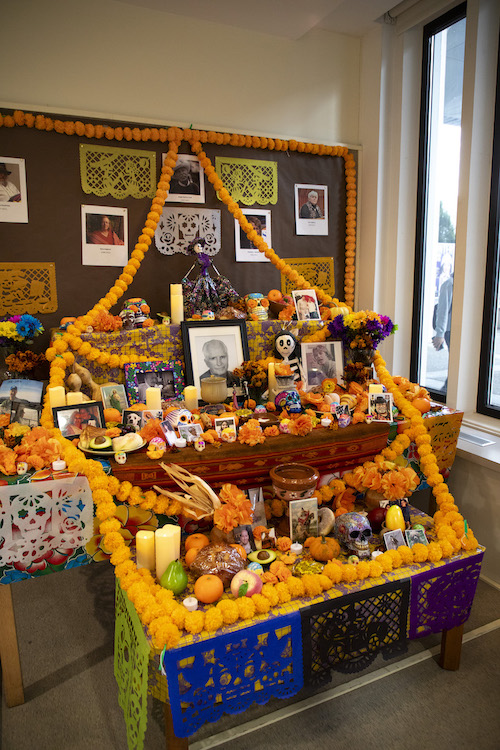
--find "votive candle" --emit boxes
[48,385,66,408]
[66,391,84,405]
[155,525,181,580]
[136,530,155,572]
[183,385,198,411]
[146,386,162,411]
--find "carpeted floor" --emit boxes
[1,561,500,750]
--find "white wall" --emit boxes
[2,0,360,146]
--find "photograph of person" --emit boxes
[235,209,272,262]
[0,379,43,419]
[292,289,321,321]
[122,409,143,433]
[213,415,237,438]
[165,154,205,203]
[299,189,323,219]
[294,183,328,236]
[178,422,203,442]
[158,370,175,401]
[100,384,128,414]
[368,392,394,422]
[12,404,40,428]
[383,529,406,551]
[233,524,256,553]
[182,320,249,396]
[0,162,21,202]
[301,340,344,390]
[289,498,318,544]
[86,213,124,245]
[199,339,239,386]
[53,403,104,439]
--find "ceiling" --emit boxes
[115,0,397,39]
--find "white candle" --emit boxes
[183,385,198,411]
[136,530,155,572]
[66,391,84,405]
[268,362,277,400]
[171,294,184,325]
[170,284,183,296]
[146,386,162,411]
[155,525,181,580]
[48,385,66,408]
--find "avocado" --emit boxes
[248,549,277,565]
[89,435,112,451]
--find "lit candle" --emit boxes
[368,384,383,394]
[136,530,155,572]
[183,385,198,411]
[48,385,66,408]
[146,386,162,411]
[66,391,84,405]
[155,524,181,580]
[170,284,184,325]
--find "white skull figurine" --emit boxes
[334,512,372,559]
[115,452,127,465]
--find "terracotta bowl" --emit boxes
[270,462,320,502]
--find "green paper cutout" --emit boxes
[114,581,151,750]
[80,144,156,199]
[215,156,277,205]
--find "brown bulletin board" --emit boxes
[0,110,354,353]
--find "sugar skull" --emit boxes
[115,452,127,464]
[334,512,372,558]
[163,408,194,432]
[120,298,151,329]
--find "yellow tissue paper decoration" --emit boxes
[0,262,58,315]
[281,257,335,298]
[80,144,157,200]
[214,156,278,205]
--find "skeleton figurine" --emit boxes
[274,329,301,383]
[334,512,373,559]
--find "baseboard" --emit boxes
[480,573,500,591]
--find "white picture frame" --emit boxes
[292,288,321,321]
[0,158,28,223]
[82,204,128,266]
[235,209,271,262]
[294,183,328,236]
[300,340,344,389]
[164,154,205,204]
[368,392,394,422]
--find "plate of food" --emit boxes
[78,427,146,455]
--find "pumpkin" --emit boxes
[308,535,341,562]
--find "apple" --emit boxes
[367,506,387,532]
[230,569,263,598]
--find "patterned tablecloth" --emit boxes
[114,504,483,749]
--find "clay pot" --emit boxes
[270,462,320,502]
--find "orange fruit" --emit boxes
[267,289,283,303]
[230,543,247,561]
[194,574,224,604]
[412,397,431,413]
[184,547,200,566]
[185,533,210,552]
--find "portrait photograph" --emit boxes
[294,183,328,236]
[405,528,429,547]
[301,340,344,390]
[52,402,105,439]
[292,289,321,321]
[178,422,203,442]
[81,204,128,267]
[160,420,177,446]
[233,524,256,554]
[181,320,249,396]
[122,408,143,432]
[100,384,128,415]
[164,154,205,204]
[0,158,28,223]
[289,497,318,544]
[368,392,394,422]
[0,378,43,423]
[214,415,237,438]
[383,529,406,551]
[235,209,272,262]
[124,360,184,404]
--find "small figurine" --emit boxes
[183,237,239,317]
[16,462,28,475]
[115,452,127,465]
[274,329,301,382]
[194,437,206,452]
[119,298,154,329]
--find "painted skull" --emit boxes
[120,298,150,328]
[115,452,127,464]
[334,512,372,558]
[162,408,194,431]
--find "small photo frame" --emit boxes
[300,340,344,389]
[0,158,28,223]
[160,420,178,446]
[405,528,429,547]
[52,402,105,439]
[164,154,205,204]
[11,403,41,428]
[368,392,394,422]
[178,422,203,443]
[248,487,267,528]
[81,205,128,267]
[383,529,406,551]
[289,497,318,544]
[235,209,272,263]
[181,320,249,396]
[292,289,321,321]
[233,524,256,554]
[124,360,184,405]
[100,384,128,415]
[122,408,143,432]
[214,415,237,438]
[141,409,163,427]
[0,379,43,424]
[294,183,328,236]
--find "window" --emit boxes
[410,4,466,400]
[477,36,500,417]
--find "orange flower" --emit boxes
[290,414,313,437]
[380,470,408,500]
[238,419,265,445]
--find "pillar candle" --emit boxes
[170,284,183,296]
[66,391,84,405]
[183,385,198,411]
[146,386,162,410]
[170,294,184,325]
[48,385,66,408]
[155,525,181,580]
[368,384,383,394]
[268,362,277,400]
[136,530,155,572]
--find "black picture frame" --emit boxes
[52,401,105,439]
[181,320,249,394]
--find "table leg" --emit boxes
[164,702,189,750]
[440,623,464,670]
[0,584,25,706]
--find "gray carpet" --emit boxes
[2,561,500,750]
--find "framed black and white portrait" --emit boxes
[300,340,344,390]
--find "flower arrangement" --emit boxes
[343,458,419,501]
[328,310,396,350]
[0,314,44,344]
[212,483,253,533]
[232,359,269,391]
[5,350,46,373]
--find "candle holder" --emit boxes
[200,376,227,404]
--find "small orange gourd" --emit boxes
[308,535,340,562]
